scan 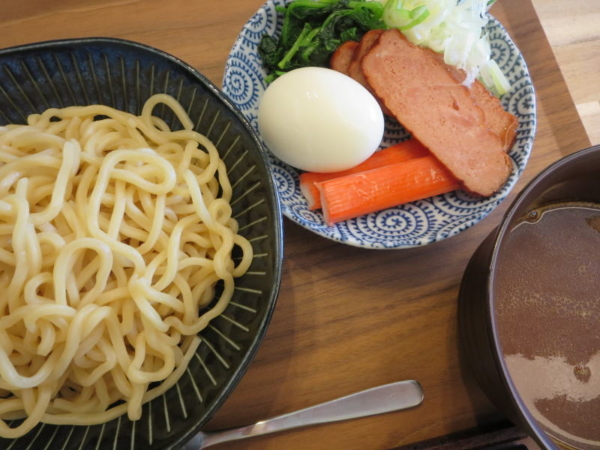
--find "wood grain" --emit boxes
[0,1,591,449]
[531,0,600,145]
[577,102,600,146]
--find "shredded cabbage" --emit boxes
[369,0,510,96]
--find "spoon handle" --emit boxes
[200,380,423,448]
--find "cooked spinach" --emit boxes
[259,0,386,83]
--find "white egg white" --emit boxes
[258,67,385,173]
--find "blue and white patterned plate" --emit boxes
[223,0,536,249]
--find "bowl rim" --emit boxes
[222,0,538,250]
[486,145,600,450]
[0,36,285,449]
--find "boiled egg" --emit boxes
[257,67,384,173]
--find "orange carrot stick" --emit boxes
[318,156,460,225]
[299,139,429,209]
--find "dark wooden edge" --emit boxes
[394,421,541,450]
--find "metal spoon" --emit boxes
[183,380,424,449]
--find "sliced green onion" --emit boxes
[383,0,430,31]
[488,60,511,96]
[398,5,429,30]
[383,0,410,28]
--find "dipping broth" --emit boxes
[495,202,600,450]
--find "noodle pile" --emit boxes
[0,94,253,438]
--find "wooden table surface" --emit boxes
[531,0,600,146]
[0,1,593,449]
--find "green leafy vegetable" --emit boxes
[259,0,509,95]
[340,26,359,42]
[258,35,284,69]
[259,0,386,82]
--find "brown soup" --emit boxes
[495,202,600,450]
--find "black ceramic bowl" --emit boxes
[458,145,600,450]
[0,38,283,450]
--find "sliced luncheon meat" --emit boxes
[347,29,384,88]
[361,29,512,197]
[329,41,358,76]
[344,29,391,115]
[431,52,518,152]
[468,80,518,151]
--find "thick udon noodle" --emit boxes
[0,94,253,438]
